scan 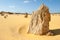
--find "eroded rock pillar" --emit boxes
[28,4,51,35]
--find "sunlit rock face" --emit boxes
[28,4,51,35]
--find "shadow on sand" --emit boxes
[50,29,60,36]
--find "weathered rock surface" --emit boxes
[28,4,51,35]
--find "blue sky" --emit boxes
[0,0,60,13]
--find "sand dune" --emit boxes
[0,14,60,40]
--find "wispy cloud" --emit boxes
[24,0,30,3]
[8,5,16,9]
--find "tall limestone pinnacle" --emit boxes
[38,4,49,11]
[28,4,53,35]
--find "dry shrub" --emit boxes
[24,13,28,18]
[8,12,13,14]
[0,11,5,16]
[0,12,4,16]
[4,15,8,18]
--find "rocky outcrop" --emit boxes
[28,4,51,35]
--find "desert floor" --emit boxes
[0,14,60,40]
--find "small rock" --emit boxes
[46,31,54,36]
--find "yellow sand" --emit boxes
[0,14,60,40]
